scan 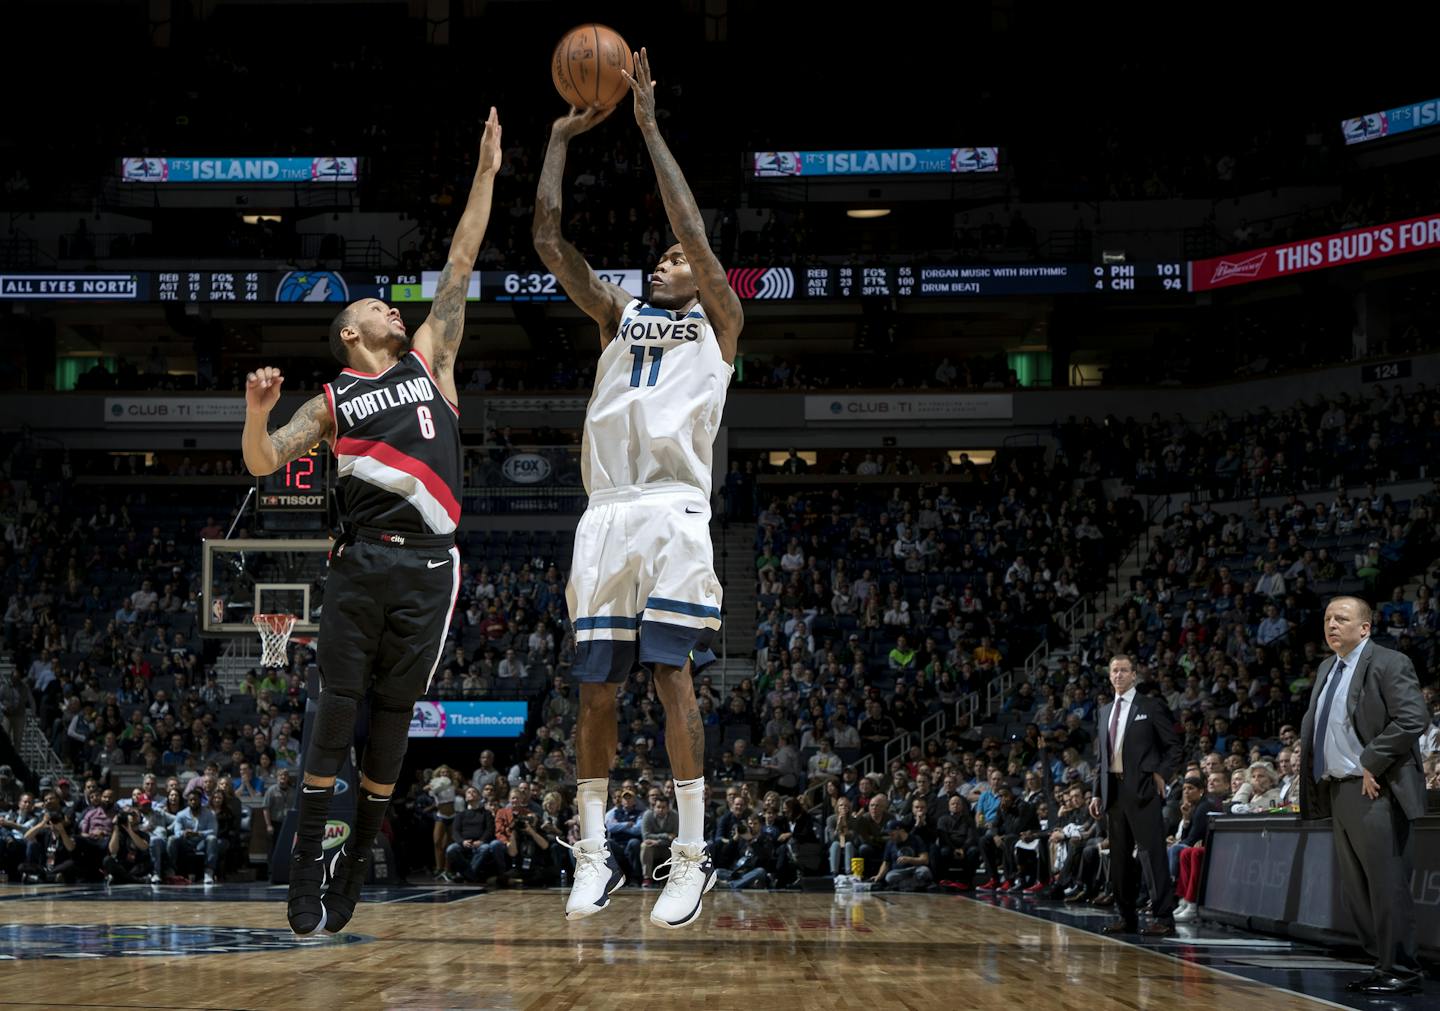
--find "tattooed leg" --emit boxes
[654,660,704,781]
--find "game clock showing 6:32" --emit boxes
[256,446,329,513]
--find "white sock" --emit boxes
[675,776,705,847]
[578,778,608,843]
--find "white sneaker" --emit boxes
[649,842,717,929]
[148,874,161,885]
[561,838,625,921]
[203,872,215,885]
[1173,900,1197,922]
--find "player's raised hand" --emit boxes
[620,47,657,128]
[551,104,614,142]
[478,106,503,176]
[245,367,284,413]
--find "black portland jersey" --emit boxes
[323,349,461,535]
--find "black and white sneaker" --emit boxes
[649,842,717,929]
[560,838,626,920]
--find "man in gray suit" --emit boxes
[1300,596,1427,996]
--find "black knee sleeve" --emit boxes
[305,692,358,778]
[360,703,412,785]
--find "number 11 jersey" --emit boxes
[582,299,733,498]
[323,349,462,535]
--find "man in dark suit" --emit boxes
[1089,654,1182,935]
[1300,596,1427,996]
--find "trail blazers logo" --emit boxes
[726,267,795,300]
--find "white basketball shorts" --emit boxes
[565,481,722,683]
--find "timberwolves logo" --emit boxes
[752,151,802,177]
[121,157,166,182]
[410,702,446,738]
[276,271,349,303]
[0,924,364,960]
[726,267,795,300]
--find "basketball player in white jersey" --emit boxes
[533,48,742,929]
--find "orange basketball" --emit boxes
[551,24,635,110]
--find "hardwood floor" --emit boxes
[0,886,1353,1010]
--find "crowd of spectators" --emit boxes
[1052,380,1440,497]
[0,438,583,883]
[0,466,315,883]
[7,377,1440,897]
[696,449,1141,833]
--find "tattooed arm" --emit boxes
[623,48,743,363]
[241,367,333,476]
[532,106,632,347]
[412,107,502,402]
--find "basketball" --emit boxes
[551,24,634,110]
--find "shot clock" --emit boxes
[256,445,329,512]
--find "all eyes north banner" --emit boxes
[409,701,528,738]
[753,148,1000,178]
[121,157,359,183]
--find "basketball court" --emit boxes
[0,885,1418,1010]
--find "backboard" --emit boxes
[201,537,331,636]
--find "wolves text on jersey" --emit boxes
[337,376,438,425]
[615,317,703,343]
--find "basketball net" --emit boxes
[252,613,297,669]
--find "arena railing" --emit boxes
[984,491,1166,717]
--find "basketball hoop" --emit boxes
[253,613,297,669]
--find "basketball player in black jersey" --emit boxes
[242,108,501,936]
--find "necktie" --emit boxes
[1109,696,1124,770]
[1311,659,1346,782]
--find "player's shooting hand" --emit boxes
[551,105,613,142]
[620,47,657,128]
[478,106,503,176]
[245,367,284,413]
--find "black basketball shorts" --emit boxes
[316,531,460,706]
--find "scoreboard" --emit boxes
[155,271,268,302]
[777,262,1187,298]
[0,261,1190,303]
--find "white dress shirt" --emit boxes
[1110,687,1138,774]
[1318,638,1368,781]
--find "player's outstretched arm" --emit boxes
[241,367,333,476]
[622,48,743,363]
[532,107,632,344]
[413,107,503,391]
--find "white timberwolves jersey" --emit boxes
[581,298,733,497]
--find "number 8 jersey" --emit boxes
[582,299,733,497]
[323,349,462,535]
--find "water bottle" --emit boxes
[853,879,872,893]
